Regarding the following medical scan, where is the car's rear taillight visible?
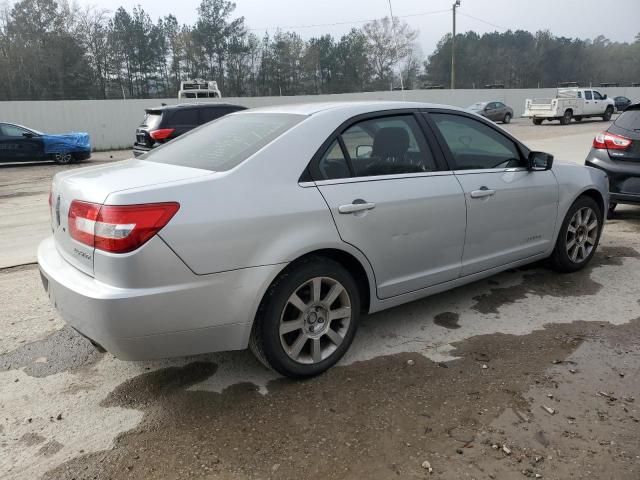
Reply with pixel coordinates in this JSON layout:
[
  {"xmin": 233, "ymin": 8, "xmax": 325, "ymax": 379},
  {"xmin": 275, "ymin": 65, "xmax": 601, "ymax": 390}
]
[
  {"xmin": 149, "ymin": 128, "xmax": 175, "ymax": 141},
  {"xmin": 68, "ymin": 201, "xmax": 180, "ymax": 253},
  {"xmin": 593, "ymin": 132, "xmax": 632, "ymax": 150}
]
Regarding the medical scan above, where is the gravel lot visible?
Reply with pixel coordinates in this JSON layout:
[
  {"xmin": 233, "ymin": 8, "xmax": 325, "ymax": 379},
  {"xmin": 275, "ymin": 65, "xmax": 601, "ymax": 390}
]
[{"xmin": 1, "ymin": 118, "xmax": 639, "ymax": 479}]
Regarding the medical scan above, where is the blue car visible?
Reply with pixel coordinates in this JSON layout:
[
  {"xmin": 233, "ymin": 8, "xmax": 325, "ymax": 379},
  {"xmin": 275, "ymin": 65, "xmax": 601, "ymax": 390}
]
[{"xmin": 0, "ymin": 122, "xmax": 91, "ymax": 164}]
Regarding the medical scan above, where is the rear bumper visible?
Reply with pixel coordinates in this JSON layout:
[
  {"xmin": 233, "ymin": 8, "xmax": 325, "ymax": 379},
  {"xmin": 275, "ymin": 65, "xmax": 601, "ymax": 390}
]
[
  {"xmin": 132, "ymin": 145, "xmax": 152, "ymax": 157},
  {"xmin": 37, "ymin": 236, "xmax": 283, "ymax": 360},
  {"xmin": 586, "ymin": 149, "xmax": 640, "ymax": 205}
]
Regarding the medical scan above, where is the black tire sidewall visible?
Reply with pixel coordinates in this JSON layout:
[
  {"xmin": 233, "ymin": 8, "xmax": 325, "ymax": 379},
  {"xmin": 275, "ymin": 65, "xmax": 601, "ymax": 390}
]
[
  {"xmin": 257, "ymin": 258, "xmax": 361, "ymax": 378},
  {"xmin": 503, "ymin": 113, "xmax": 511, "ymax": 124},
  {"xmin": 551, "ymin": 196, "xmax": 603, "ymax": 272}
]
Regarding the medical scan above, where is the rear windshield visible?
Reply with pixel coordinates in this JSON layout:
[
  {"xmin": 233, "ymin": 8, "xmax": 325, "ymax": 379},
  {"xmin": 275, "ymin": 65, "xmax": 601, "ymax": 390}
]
[
  {"xmin": 141, "ymin": 113, "xmax": 304, "ymax": 171},
  {"xmin": 140, "ymin": 111, "xmax": 162, "ymax": 129},
  {"xmin": 614, "ymin": 109, "xmax": 640, "ymax": 132}
]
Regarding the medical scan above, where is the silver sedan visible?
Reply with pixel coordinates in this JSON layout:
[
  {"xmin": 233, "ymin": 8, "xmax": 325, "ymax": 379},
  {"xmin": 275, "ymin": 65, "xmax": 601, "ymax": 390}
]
[{"xmin": 38, "ymin": 102, "xmax": 608, "ymax": 378}]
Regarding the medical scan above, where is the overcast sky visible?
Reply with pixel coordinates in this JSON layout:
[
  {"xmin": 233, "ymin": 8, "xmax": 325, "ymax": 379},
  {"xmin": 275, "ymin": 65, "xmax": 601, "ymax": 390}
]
[{"xmin": 79, "ymin": 0, "xmax": 639, "ymax": 55}]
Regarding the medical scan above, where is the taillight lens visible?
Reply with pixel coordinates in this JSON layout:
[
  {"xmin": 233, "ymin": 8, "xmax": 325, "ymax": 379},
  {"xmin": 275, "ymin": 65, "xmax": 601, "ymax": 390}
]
[
  {"xmin": 68, "ymin": 201, "xmax": 180, "ymax": 253},
  {"xmin": 149, "ymin": 128, "xmax": 175, "ymax": 141},
  {"xmin": 593, "ymin": 132, "xmax": 632, "ymax": 150}
]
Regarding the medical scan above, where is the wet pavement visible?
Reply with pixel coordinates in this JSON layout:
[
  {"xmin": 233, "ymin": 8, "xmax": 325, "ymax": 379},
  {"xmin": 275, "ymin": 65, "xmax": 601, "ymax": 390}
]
[{"xmin": 1, "ymin": 120, "xmax": 640, "ymax": 479}]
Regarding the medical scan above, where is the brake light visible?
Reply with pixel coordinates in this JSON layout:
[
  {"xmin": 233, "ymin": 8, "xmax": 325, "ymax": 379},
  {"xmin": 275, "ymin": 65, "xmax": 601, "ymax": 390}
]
[
  {"xmin": 68, "ymin": 201, "xmax": 180, "ymax": 253},
  {"xmin": 593, "ymin": 132, "xmax": 632, "ymax": 150},
  {"xmin": 149, "ymin": 128, "xmax": 175, "ymax": 141}
]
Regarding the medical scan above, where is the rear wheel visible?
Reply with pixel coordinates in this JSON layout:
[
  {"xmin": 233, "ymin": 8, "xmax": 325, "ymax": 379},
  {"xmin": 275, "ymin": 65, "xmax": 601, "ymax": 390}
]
[
  {"xmin": 603, "ymin": 106, "xmax": 613, "ymax": 121},
  {"xmin": 559, "ymin": 110, "xmax": 572, "ymax": 125},
  {"xmin": 532, "ymin": 118, "xmax": 543, "ymax": 126},
  {"xmin": 574, "ymin": 116, "xmax": 583, "ymax": 122},
  {"xmin": 249, "ymin": 257, "xmax": 360, "ymax": 378},
  {"xmin": 548, "ymin": 196, "xmax": 603, "ymax": 273},
  {"xmin": 607, "ymin": 202, "xmax": 617, "ymax": 220}
]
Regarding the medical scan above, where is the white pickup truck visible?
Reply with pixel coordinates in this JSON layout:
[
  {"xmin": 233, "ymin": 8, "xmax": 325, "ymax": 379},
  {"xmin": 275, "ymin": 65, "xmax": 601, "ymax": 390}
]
[{"xmin": 523, "ymin": 88, "xmax": 615, "ymax": 125}]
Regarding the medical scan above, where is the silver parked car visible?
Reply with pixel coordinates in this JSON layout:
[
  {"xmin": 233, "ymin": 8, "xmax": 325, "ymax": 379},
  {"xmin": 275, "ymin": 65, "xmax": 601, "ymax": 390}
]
[
  {"xmin": 39, "ymin": 102, "xmax": 608, "ymax": 378},
  {"xmin": 467, "ymin": 101, "xmax": 514, "ymax": 123}
]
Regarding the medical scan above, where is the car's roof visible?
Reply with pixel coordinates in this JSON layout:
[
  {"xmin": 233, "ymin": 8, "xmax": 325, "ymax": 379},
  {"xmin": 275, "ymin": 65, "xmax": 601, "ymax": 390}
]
[
  {"xmin": 243, "ymin": 101, "xmax": 466, "ymax": 116},
  {"xmin": 148, "ymin": 103, "xmax": 245, "ymax": 111}
]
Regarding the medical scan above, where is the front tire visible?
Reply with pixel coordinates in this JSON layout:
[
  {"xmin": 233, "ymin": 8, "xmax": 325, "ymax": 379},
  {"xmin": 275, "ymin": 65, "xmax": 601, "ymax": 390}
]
[
  {"xmin": 503, "ymin": 113, "xmax": 512, "ymax": 124},
  {"xmin": 249, "ymin": 257, "xmax": 360, "ymax": 378},
  {"xmin": 532, "ymin": 119, "xmax": 543, "ymax": 126},
  {"xmin": 53, "ymin": 152, "xmax": 73, "ymax": 164},
  {"xmin": 607, "ymin": 202, "xmax": 617, "ymax": 220},
  {"xmin": 603, "ymin": 106, "xmax": 613, "ymax": 121},
  {"xmin": 548, "ymin": 196, "xmax": 603, "ymax": 273}
]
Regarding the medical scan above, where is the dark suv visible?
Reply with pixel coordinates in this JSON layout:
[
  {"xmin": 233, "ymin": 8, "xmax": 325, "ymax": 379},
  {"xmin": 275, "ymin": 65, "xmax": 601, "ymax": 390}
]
[
  {"xmin": 586, "ymin": 103, "xmax": 640, "ymax": 217},
  {"xmin": 133, "ymin": 103, "xmax": 246, "ymax": 157}
]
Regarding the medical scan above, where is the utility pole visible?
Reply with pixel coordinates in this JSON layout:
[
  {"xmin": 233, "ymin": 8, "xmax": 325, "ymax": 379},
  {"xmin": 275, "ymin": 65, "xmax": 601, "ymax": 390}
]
[{"xmin": 451, "ymin": 0, "xmax": 460, "ymax": 90}]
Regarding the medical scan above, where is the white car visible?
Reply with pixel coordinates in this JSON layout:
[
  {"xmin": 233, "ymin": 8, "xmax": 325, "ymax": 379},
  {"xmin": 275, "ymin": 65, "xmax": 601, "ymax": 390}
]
[
  {"xmin": 524, "ymin": 88, "xmax": 615, "ymax": 125},
  {"xmin": 38, "ymin": 102, "xmax": 608, "ymax": 378}
]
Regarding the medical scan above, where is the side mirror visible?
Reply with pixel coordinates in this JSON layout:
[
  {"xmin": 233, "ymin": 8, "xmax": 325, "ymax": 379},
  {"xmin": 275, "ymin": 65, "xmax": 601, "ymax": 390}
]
[
  {"xmin": 356, "ymin": 145, "xmax": 373, "ymax": 158},
  {"xmin": 603, "ymin": 94, "xmax": 608, "ymax": 100},
  {"xmin": 528, "ymin": 151, "xmax": 554, "ymax": 171}
]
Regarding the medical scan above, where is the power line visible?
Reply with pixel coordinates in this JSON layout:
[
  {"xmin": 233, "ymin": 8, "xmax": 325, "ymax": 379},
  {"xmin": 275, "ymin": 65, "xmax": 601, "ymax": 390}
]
[
  {"xmin": 247, "ymin": 8, "xmax": 450, "ymax": 32},
  {"xmin": 457, "ymin": 12, "xmax": 508, "ymax": 31}
]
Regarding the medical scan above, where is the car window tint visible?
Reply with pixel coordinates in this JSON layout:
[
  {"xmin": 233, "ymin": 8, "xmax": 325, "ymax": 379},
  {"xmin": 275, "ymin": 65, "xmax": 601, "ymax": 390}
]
[
  {"xmin": 584, "ymin": 91, "xmax": 593, "ymax": 100},
  {"xmin": 593, "ymin": 91, "xmax": 603, "ymax": 100},
  {"xmin": 318, "ymin": 140, "xmax": 351, "ymax": 180},
  {"xmin": 143, "ymin": 113, "xmax": 304, "ymax": 172},
  {"xmin": 577, "ymin": 91, "xmax": 582, "ymax": 98},
  {"xmin": 170, "ymin": 109, "xmax": 199, "ymax": 125},
  {"xmin": 614, "ymin": 109, "xmax": 640, "ymax": 131},
  {"xmin": 200, "ymin": 108, "xmax": 230, "ymax": 124},
  {"xmin": 341, "ymin": 115, "xmax": 436, "ymax": 177},
  {"xmin": 140, "ymin": 112, "xmax": 162, "ymax": 129},
  {"xmin": 431, "ymin": 113, "xmax": 524, "ymax": 170},
  {"xmin": 1, "ymin": 124, "xmax": 28, "ymax": 137},
  {"xmin": 496, "ymin": 102, "xmax": 505, "ymax": 108}
]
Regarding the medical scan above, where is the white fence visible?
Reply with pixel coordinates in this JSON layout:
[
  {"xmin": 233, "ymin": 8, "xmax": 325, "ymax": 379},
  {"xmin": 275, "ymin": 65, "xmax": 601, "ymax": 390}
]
[{"xmin": 2, "ymin": 87, "xmax": 639, "ymax": 151}]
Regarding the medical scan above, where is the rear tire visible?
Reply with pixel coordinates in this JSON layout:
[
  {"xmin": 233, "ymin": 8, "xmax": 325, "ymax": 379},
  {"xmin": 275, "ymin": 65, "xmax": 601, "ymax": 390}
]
[
  {"xmin": 532, "ymin": 119, "xmax": 543, "ymax": 126},
  {"xmin": 574, "ymin": 116, "xmax": 583, "ymax": 122},
  {"xmin": 607, "ymin": 202, "xmax": 617, "ymax": 220},
  {"xmin": 548, "ymin": 196, "xmax": 603, "ymax": 273},
  {"xmin": 559, "ymin": 110, "xmax": 572, "ymax": 125},
  {"xmin": 503, "ymin": 113, "xmax": 512, "ymax": 124},
  {"xmin": 249, "ymin": 256, "xmax": 361, "ymax": 378},
  {"xmin": 603, "ymin": 106, "xmax": 613, "ymax": 121}
]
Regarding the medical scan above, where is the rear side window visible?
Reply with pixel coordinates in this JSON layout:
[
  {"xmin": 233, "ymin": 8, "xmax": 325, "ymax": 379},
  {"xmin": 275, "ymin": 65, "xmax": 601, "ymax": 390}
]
[
  {"xmin": 170, "ymin": 109, "xmax": 198, "ymax": 125},
  {"xmin": 584, "ymin": 91, "xmax": 593, "ymax": 100},
  {"xmin": 199, "ymin": 107, "xmax": 232, "ymax": 124},
  {"xmin": 140, "ymin": 112, "xmax": 162, "ymax": 130},
  {"xmin": 614, "ymin": 109, "xmax": 640, "ymax": 131},
  {"xmin": 142, "ymin": 113, "xmax": 304, "ymax": 171}
]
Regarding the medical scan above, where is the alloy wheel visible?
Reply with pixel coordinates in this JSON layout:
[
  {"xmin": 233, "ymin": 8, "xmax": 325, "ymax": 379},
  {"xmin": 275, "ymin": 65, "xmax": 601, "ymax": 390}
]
[
  {"xmin": 279, "ymin": 276, "xmax": 352, "ymax": 364},
  {"xmin": 566, "ymin": 207, "xmax": 598, "ymax": 263}
]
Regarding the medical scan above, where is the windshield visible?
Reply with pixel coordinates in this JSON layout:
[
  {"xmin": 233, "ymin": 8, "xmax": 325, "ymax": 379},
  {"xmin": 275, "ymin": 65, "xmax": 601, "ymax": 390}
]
[
  {"xmin": 141, "ymin": 112, "xmax": 305, "ymax": 171},
  {"xmin": 468, "ymin": 103, "xmax": 487, "ymax": 111}
]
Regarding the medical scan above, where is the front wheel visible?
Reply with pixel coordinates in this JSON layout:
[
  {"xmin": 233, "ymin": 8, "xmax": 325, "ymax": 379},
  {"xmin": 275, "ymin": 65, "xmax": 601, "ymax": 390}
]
[
  {"xmin": 53, "ymin": 152, "xmax": 73, "ymax": 164},
  {"xmin": 603, "ymin": 107, "xmax": 613, "ymax": 122},
  {"xmin": 607, "ymin": 202, "xmax": 617, "ymax": 220},
  {"xmin": 548, "ymin": 196, "xmax": 603, "ymax": 273},
  {"xmin": 249, "ymin": 257, "xmax": 360, "ymax": 378},
  {"xmin": 532, "ymin": 118, "xmax": 543, "ymax": 126},
  {"xmin": 503, "ymin": 113, "xmax": 512, "ymax": 124},
  {"xmin": 574, "ymin": 116, "xmax": 583, "ymax": 122}
]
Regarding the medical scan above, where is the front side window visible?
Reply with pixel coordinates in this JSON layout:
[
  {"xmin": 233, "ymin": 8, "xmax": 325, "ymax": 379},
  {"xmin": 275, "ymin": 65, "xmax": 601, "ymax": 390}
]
[
  {"xmin": 143, "ymin": 113, "xmax": 304, "ymax": 171},
  {"xmin": 593, "ymin": 91, "xmax": 603, "ymax": 100},
  {"xmin": 430, "ymin": 113, "xmax": 524, "ymax": 170},
  {"xmin": 338, "ymin": 115, "xmax": 436, "ymax": 177}
]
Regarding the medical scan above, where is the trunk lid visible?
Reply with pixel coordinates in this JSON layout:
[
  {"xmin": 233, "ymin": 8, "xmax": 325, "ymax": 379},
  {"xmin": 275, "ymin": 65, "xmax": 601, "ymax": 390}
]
[{"xmin": 50, "ymin": 159, "xmax": 212, "ymax": 276}]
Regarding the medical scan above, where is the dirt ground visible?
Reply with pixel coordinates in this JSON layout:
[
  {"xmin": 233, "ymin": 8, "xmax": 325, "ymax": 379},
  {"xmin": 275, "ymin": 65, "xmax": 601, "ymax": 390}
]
[{"xmin": 1, "ymin": 118, "xmax": 640, "ymax": 479}]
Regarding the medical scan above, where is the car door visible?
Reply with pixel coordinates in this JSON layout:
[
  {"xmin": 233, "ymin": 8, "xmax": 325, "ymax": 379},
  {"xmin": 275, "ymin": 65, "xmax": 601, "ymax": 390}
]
[
  {"xmin": 592, "ymin": 91, "xmax": 606, "ymax": 114},
  {"xmin": 483, "ymin": 102, "xmax": 497, "ymax": 121},
  {"xmin": 583, "ymin": 90, "xmax": 596, "ymax": 115},
  {"xmin": 425, "ymin": 111, "xmax": 559, "ymax": 276},
  {"xmin": 313, "ymin": 112, "xmax": 467, "ymax": 299},
  {"xmin": 489, "ymin": 102, "xmax": 503, "ymax": 121},
  {"xmin": 0, "ymin": 124, "xmax": 43, "ymax": 162}
]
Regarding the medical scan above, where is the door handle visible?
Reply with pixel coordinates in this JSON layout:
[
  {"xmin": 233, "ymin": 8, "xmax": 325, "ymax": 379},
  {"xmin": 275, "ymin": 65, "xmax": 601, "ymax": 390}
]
[
  {"xmin": 470, "ymin": 187, "xmax": 496, "ymax": 199},
  {"xmin": 338, "ymin": 202, "xmax": 376, "ymax": 214}
]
